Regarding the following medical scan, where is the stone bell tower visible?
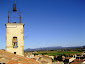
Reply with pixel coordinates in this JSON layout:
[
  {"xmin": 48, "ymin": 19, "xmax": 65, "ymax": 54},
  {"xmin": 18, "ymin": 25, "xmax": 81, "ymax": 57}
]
[{"xmin": 5, "ymin": 0, "xmax": 24, "ymax": 56}]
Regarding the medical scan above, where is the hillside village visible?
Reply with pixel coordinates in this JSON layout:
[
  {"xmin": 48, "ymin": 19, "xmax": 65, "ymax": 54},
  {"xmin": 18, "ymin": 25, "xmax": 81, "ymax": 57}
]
[
  {"xmin": 0, "ymin": 0, "xmax": 85, "ymax": 64},
  {"xmin": 24, "ymin": 50, "xmax": 85, "ymax": 64},
  {"xmin": 1, "ymin": 48, "xmax": 85, "ymax": 64}
]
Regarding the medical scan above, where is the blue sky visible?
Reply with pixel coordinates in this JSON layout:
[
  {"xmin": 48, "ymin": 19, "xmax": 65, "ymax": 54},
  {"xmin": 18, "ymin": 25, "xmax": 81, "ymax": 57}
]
[{"xmin": 0, "ymin": 0, "xmax": 85, "ymax": 49}]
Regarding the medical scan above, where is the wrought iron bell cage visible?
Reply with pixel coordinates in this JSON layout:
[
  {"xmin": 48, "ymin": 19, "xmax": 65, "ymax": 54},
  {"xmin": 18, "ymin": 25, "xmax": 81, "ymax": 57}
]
[{"xmin": 8, "ymin": 1, "xmax": 21, "ymax": 23}]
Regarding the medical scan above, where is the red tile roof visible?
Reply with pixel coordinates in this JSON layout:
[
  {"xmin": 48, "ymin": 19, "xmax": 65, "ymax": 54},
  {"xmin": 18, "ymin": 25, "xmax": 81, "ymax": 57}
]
[
  {"xmin": 70, "ymin": 59, "xmax": 85, "ymax": 64},
  {"xmin": 0, "ymin": 50, "xmax": 41, "ymax": 64},
  {"xmin": 65, "ymin": 57, "xmax": 72, "ymax": 59}
]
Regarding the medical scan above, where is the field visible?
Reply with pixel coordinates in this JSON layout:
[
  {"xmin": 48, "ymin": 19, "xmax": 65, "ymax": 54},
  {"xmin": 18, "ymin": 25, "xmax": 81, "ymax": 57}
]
[{"xmin": 25, "ymin": 50, "xmax": 83, "ymax": 56}]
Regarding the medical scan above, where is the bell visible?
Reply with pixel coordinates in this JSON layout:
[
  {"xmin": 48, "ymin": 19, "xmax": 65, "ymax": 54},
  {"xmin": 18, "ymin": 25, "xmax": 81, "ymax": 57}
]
[{"xmin": 13, "ymin": 4, "xmax": 17, "ymax": 11}]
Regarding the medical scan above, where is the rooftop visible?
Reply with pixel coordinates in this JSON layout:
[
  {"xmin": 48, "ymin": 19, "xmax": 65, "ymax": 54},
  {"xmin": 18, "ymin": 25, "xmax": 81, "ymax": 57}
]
[{"xmin": 0, "ymin": 50, "xmax": 41, "ymax": 64}]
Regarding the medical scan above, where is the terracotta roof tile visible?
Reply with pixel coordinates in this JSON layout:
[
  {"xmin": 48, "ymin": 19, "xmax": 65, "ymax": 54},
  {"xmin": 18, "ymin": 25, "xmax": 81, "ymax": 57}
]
[
  {"xmin": 65, "ymin": 57, "xmax": 72, "ymax": 59},
  {"xmin": 0, "ymin": 50, "xmax": 41, "ymax": 64},
  {"xmin": 70, "ymin": 59, "xmax": 85, "ymax": 64}
]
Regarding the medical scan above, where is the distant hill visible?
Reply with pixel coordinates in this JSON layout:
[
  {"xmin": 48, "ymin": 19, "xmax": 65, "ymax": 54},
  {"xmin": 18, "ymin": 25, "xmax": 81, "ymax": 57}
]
[
  {"xmin": 24, "ymin": 45, "xmax": 85, "ymax": 51},
  {"xmin": 24, "ymin": 46, "xmax": 62, "ymax": 51}
]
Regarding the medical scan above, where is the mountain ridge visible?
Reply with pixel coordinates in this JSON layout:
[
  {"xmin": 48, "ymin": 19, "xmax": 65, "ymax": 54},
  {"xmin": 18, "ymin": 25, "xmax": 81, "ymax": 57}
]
[{"xmin": 24, "ymin": 45, "xmax": 85, "ymax": 51}]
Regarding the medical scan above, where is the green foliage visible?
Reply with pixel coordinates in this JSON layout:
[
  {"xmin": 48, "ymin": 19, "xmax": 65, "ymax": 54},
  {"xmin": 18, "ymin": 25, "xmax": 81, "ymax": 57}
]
[
  {"xmin": 34, "ymin": 53, "xmax": 38, "ymax": 56},
  {"xmin": 56, "ymin": 55, "xmax": 62, "ymax": 61},
  {"xmin": 52, "ymin": 59, "xmax": 55, "ymax": 62},
  {"xmin": 42, "ymin": 53, "xmax": 47, "ymax": 55},
  {"xmin": 25, "ymin": 50, "xmax": 83, "ymax": 56}
]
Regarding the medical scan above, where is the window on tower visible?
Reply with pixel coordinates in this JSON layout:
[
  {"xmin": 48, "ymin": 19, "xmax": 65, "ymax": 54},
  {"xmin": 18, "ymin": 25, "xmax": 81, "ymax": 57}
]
[{"xmin": 13, "ymin": 37, "xmax": 18, "ymax": 48}]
